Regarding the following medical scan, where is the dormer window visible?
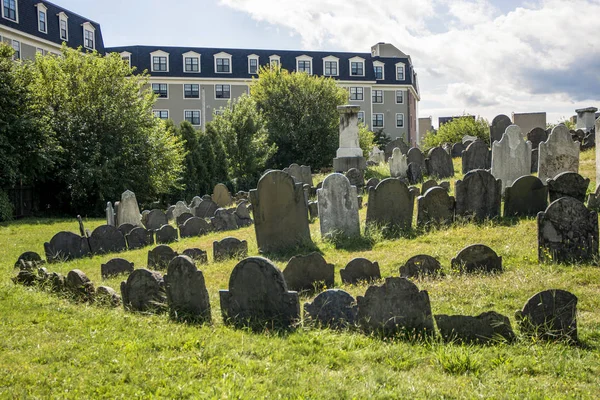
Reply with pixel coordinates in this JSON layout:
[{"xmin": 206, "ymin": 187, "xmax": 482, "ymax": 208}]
[
  {"xmin": 150, "ymin": 50, "xmax": 170, "ymax": 72},
  {"xmin": 183, "ymin": 51, "xmax": 200, "ymax": 73},
  {"xmin": 248, "ymin": 54, "xmax": 259, "ymax": 74},
  {"xmin": 373, "ymin": 61, "xmax": 384, "ymax": 80},
  {"xmin": 296, "ymin": 55, "xmax": 312, "ymax": 75},
  {"xmin": 396, "ymin": 62, "xmax": 405, "ymax": 80},
  {"xmin": 214, "ymin": 52, "xmax": 232, "ymax": 73},
  {"xmin": 323, "ymin": 56, "xmax": 339, "ymax": 77},
  {"xmin": 37, "ymin": 3, "xmax": 47, "ymax": 33},
  {"xmin": 58, "ymin": 12, "xmax": 68, "ymax": 41},
  {"xmin": 2, "ymin": 0, "xmax": 17, "ymax": 22},
  {"xmin": 349, "ymin": 56, "xmax": 365, "ymax": 77},
  {"xmin": 269, "ymin": 55, "xmax": 280, "ymax": 69},
  {"xmin": 82, "ymin": 22, "xmax": 95, "ymax": 50},
  {"xmin": 120, "ymin": 51, "xmax": 131, "ymax": 68}
]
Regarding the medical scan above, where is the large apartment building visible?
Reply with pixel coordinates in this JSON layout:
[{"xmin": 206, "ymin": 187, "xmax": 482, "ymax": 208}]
[{"xmin": 1, "ymin": 0, "xmax": 420, "ymax": 143}]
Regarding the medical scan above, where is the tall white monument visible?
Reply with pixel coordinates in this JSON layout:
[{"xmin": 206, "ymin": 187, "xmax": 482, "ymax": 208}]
[{"xmin": 333, "ymin": 105, "xmax": 366, "ymax": 172}]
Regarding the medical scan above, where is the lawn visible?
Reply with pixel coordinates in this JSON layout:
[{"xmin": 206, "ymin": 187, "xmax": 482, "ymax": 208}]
[{"xmin": 1, "ymin": 150, "xmax": 599, "ymax": 398}]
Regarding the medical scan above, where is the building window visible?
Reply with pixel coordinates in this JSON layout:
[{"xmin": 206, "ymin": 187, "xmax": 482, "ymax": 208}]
[
  {"xmin": 396, "ymin": 64, "xmax": 405, "ymax": 80},
  {"xmin": 358, "ymin": 111, "xmax": 365, "ymax": 124},
  {"xmin": 152, "ymin": 83, "xmax": 168, "ymax": 98},
  {"xmin": 269, "ymin": 56, "xmax": 280, "ymax": 69},
  {"xmin": 372, "ymin": 89, "xmax": 383, "ymax": 104},
  {"xmin": 11, "ymin": 40, "xmax": 20, "ymax": 59},
  {"xmin": 297, "ymin": 60, "xmax": 311, "ymax": 74},
  {"xmin": 396, "ymin": 90, "xmax": 404, "ymax": 104},
  {"xmin": 324, "ymin": 60, "xmax": 338, "ymax": 76},
  {"xmin": 215, "ymin": 84, "xmax": 230, "ymax": 99},
  {"xmin": 248, "ymin": 58, "xmax": 258, "ymax": 74},
  {"xmin": 3, "ymin": 0, "xmax": 17, "ymax": 22},
  {"xmin": 373, "ymin": 113, "xmax": 384, "ymax": 128},
  {"xmin": 84, "ymin": 28, "xmax": 94, "ymax": 50},
  {"xmin": 184, "ymin": 110, "xmax": 201, "ymax": 126},
  {"xmin": 396, "ymin": 113, "xmax": 404, "ymax": 128},
  {"xmin": 184, "ymin": 84, "xmax": 199, "ymax": 99},
  {"xmin": 349, "ymin": 87, "xmax": 363, "ymax": 101},
  {"xmin": 216, "ymin": 58, "xmax": 230, "ymax": 73},
  {"xmin": 374, "ymin": 65, "xmax": 384, "ymax": 80},
  {"xmin": 153, "ymin": 110, "xmax": 169, "ymax": 120},
  {"xmin": 185, "ymin": 57, "xmax": 199, "ymax": 72},
  {"xmin": 60, "ymin": 18, "xmax": 68, "ymax": 41},
  {"xmin": 153, "ymin": 56, "xmax": 168, "ymax": 72},
  {"xmin": 36, "ymin": 47, "xmax": 44, "ymax": 55},
  {"xmin": 350, "ymin": 61, "xmax": 364, "ymax": 76},
  {"xmin": 121, "ymin": 53, "xmax": 131, "ymax": 67},
  {"xmin": 38, "ymin": 10, "xmax": 46, "ymax": 33}
]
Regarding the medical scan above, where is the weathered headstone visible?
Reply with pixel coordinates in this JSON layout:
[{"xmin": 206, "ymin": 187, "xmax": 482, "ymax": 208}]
[
  {"xmin": 407, "ymin": 147, "xmax": 427, "ymax": 175},
  {"xmin": 421, "ymin": 179, "xmax": 439, "ymax": 194},
  {"xmin": 179, "ymin": 217, "xmax": 211, "ymax": 238},
  {"xmin": 14, "ymin": 251, "xmax": 44, "ymax": 269},
  {"xmin": 491, "ymin": 125, "xmax": 532, "ymax": 192},
  {"xmin": 426, "ymin": 147, "xmax": 454, "ymax": 179},
  {"xmin": 190, "ymin": 196, "xmax": 203, "ymax": 209},
  {"xmin": 366, "ymin": 178, "xmax": 414, "ymax": 233},
  {"xmin": 547, "ymin": 172, "xmax": 589, "ymax": 203},
  {"xmin": 407, "ymin": 162, "xmax": 423, "ymax": 184},
  {"xmin": 44, "ymin": 231, "xmax": 90, "ymax": 263},
  {"xmin": 141, "ymin": 210, "xmax": 150, "ymax": 227},
  {"xmin": 164, "ymin": 255, "xmax": 211, "ymax": 323},
  {"xmin": 126, "ymin": 227, "xmax": 153, "ymax": 250},
  {"xmin": 340, "ymin": 258, "xmax": 381, "ymax": 285},
  {"xmin": 172, "ymin": 201, "xmax": 192, "ymax": 223},
  {"xmin": 516, "ymin": 289, "xmax": 578, "ymax": 342},
  {"xmin": 307, "ymin": 201, "xmax": 318, "ymax": 220},
  {"xmin": 333, "ymin": 105, "xmax": 366, "ymax": 172},
  {"xmin": 538, "ymin": 124, "xmax": 580, "ymax": 183},
  {"xmin": 304, "ymin": 289, "xmax": 357, "ymax": 329},
  {"xmin": 435, "ymin": 311, "xmax": 515, "ymax": 343},
  {"xmin": 575, "ymin": 106, "xmax": 598, "ymax": 131},
  {"xmin": 116, "ymin": 190, "xmax": 142, "ymax": 227},
  {"xmin": 213, "ymin": 237, "xmax": 248, "ymax": 261},
  {"xmin": 317, "ymin": 173, "xmax": 360, "ymax": 239},
  {"xmin": 527, "ymin": 127, "xmax": 548, "ymax": 149},
  {"xmin": 166, "ymin": 205, "xmax": 176, "ymax": 221},
  {"xmin": 531, "ymin": 148, "xmax": 539, "ymax": 173},
  {"xmin": 193, "ymin": 199, "xmax": 219, "ymax": 219},
  {"xmin": 461, "ymin": 139, "xmax": 490, "ymax": 174},
  {"xmin": 451, "ymin": 142, "xmax": 465, "ymax": 158},
  {"xmin": 96, "ymin": 286, "xmax": 122, "ymax": 307},
  {"xmin": 399, "ymin": 254, "xmax": 443, "ymax": 278},
  {"xmin": 368, "ymin": 146, "xmax": 385, "ymax": 164},
  {"xmin": 121, "ymin": 269, "xmax": 166, "ymax": 313},
  {"xmin": 106, "ymin": 202, "xmax": 115, "ymax": 226},
  {"xmin": 455, "ymin": 170, "xmax": 501, "ymax": 221},
  {"xmin": 234, "ymin": 201, "xmax": 253, "ymax": 227},
  {"xmin": 147, "ymin": 245, "xmax": 178, "ymax": 270},
  {"xmin": 65, "ymin": 269, "xmax": 95, "ymax": 302},
  {"xmin": 417, "ymin": 187, "xmax": 455, "ymax": 227},
  {"xmin": 384, "ymin": 137, "xmax": 409, "ymax": 161},
  {"xmin": 537, "ymin": 197, "xmax": 598, "ymax": 263},
  {"xmin": 176, "ymin": 212, "xmax": 194, "ymax": 227},
  {"xmin": 504, "ymin": 175, "xmax": 548, "ymax": 217},
  {"xmin": 389, "ymin": 147, "xmax": 408, "ymax": 179},
  {"xmin": 587, "ymin": 184, "xmax": 600, "ymax": 210},
  {"xmin": 101, "ymin": 258, "xmax": 134, "ymax": 279},
  {"xmin": 155, "ymin": 224, "xmax": 178, "ymax": 244},
  {"xmin": 117, "ymin": 223, "xmax": 135, "ymax": 237},
  {"xmin": 88, "ymin": 225, "xmax": 126, "ymax": 255},
  {"xmin": 211, "ymin": 208, "xmax": 238, "ymax": 232},
  {"xmin": 345, "ymin": 168, "xmax": 364, "ymax": 191},
  {"xmin": 283, "ymin": 164, "xmax": 314, "ymax": 187},
  {"xmin": 490, "ymin": 114, "xmax": 511, "ymax": 144},
  {"xmin": 451, "ymin": 244, "xmax": 502, "ymax": 273},
  {"xmin": 282, "ymin": 252, "xmax": 334, "ymax": 292},
  {"xmin": 212, "ymin": 183, "xmax": 233, "ymax": 208},
  {"xmin": 365, "ymin": 177, "xmax": 380, "ymax": 190},
  {"xmin": 182, "ymin": 248, "xmax": 208, "ymax": 264}
]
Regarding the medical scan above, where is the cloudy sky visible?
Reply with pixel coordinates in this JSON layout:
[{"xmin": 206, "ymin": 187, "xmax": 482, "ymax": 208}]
[{"xmin": 60, "ymin": 0, "xmax": 599, "ymax": 127}]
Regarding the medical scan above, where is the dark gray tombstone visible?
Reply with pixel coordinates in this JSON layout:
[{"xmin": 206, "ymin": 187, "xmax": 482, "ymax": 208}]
[
  {"xmin": 407, "ymin": 162, "xmax": 423, "ymax": 184},
  {"xmin": 515, "ymin": 289, "xmax": 578, "ymax": 342},
  {"xmin": 307, "ymin": 201, "xmax": 319, "ymax": 220},
  {"xmin": 219, "ymin": 257, "xmax": 300, "ymax": 329},
  {"xmin": 451, "ymin": 244, "xmax": 502, "ymax": 273},
  {"xmin": 182, "ymin": 248, "xmax": 208, "ymax": 264},
  {"xmin": 407, "ymin": 147, "xmax": 427, "ymax": 175},
  {"xmin": 527, "ymin": 127, "xmax": 548, "ymax": 149},
  {"xmin": 282, "ymin": 252, "xmax": 334, "ymax": 292},
  {"xmin": 365, "ymin": 177, "xmax": 380, "ymax": 190},
  {"xmin": 250, "ymin": 170, "xmax": 312, "ymax": 253},
  {"xmin": 145, "ymin": 209, "xmax": 168, "ymax": 231},
  {"xmin": 357, "ymin": 277, "xmax": 434, "ymax": 337},
  {"xmin": 66, "ymin": 269, "xmax": 95, "ymax": 302},
  {"xmin": 141, "ymin": 210, "xmax": 150, "ymax": 227},
  {"xmin": 490, "ymin": 114, "xmax": 511, "ymax": 144},
  {"xmin": 416, "ymin": 187, "xmax": 455, "ymax": 227},
  {"xmin": 101, "ymin": 258, "xmax": 134, "ymax": 279},
  {"xmin": 126, "ymin": 227, "xmax": 153, "ymax": 250},
  {"xmin": 179, "ymin": 217, "xmax": 211, "ymax": 238},
  {"xmin": 176, "ymin": 212, "xmax": 194, "ymax": 226},
  {"xmin": 117, "ymin": 223, "xmax": 135, "ymax": 237},
  {"xmin": 194, "ymin": 199, "xmax": 219, "ymax": 219},
  {"xmin": 120, "ymin": 268, "xmax": 166, "ymax": 313},
  {"xmin": 455, "ymin": 169, "xmax": 501, "ymax": 221},
  {"xmin": 384, "ymin": 138, "xmax": 409, "ymax": 161},
  {"xmin": 44, "ymin": 231, "xmax": 90, "ymax": 263},
  {"xmin": 88, "ymin": 225, "xmax": 126, "ymax": 255},
  {"xmin": 14, "ymin": 251, "xmax": 44, "ymax": 269},
  {"xmin": 451, "ymin": 142, "xmax": 465, "ymax": 158},
  {"xmin": 421, "ymin": 179, "xmax": 438, "ymax": 194},
  {"xmin": 587, "ymin": 185, "xmax": 600, "ymax": 210},
  {"xmin": 304, "ymin": 289, "xmax": 357, "ymax": 329},
  {"xmin": 164, "ymin": 255, "xmax": 211, "ymax": 323},
  {"xmin": 531, "ymin": 148, "xmax": 539, "ymax": 173},
  {"xmin": 461, "ymin": 139, "xmax": 490, "ymax": 174},
  {"xmin": 366, "ymin": 178, "xmax": 414, "ymax": 233},
  {"xmin": 340, "ymin": 258, "xmax": 381, "ymax": 285},
  {"xmin": 156, "ymin": 224, "xmax": 178, "ymax": 244},
  {"xmin": 538, "ymin": 197, "xmax": 598, "ymax": 263},
  {"xmin": 426, "ymin": 147, "xmax": 455, "ymax": 179},
  {"xmin": 547, "ymin": 171, "xmax": 590, "ymax": 203},
  {"xmin": 582, "ymin": 132, "xmax": 595, "ymax": 150},
  {"xmin": 166, "ymin": 205, "xmax": 176, "ymax": 221},
  {"xmin": 435, "ymin": 311, "xmax": 515, "ymax": 344},
  {"xmin": 147, "ymin": 245, "xmax": 178, "ymax": 270},
  {"xmin": 211, "ymin": 208, "xmax": 238, "ymax": 232},
  {"xmin": 190, "ymin": 196, "xmax": 203, "ymax": 209},
  {"xmin": 213, "ymin": 237, "xmax": 248, "ymax": 262},
  {"xmin": 234, "ymin": 202, "xmax": 253, "ymax": 227},
  {"xmin": 504, "ymin": 175, "xmax": 548, "ymax": 217},
  {"xmin": 345, "ymin": 168, "xmax": 364, "ymax": 191},
  {"xmin": 399, "ymin": 255, "xmax": 443, "ymax": 278}
]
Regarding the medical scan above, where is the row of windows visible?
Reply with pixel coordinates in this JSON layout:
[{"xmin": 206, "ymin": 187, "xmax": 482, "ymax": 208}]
[
  {"xmin": 152, "ymin": 83, "xmax": 232, "ymax": 99},
  {"xmin": 371, "ymin": 113, "xmax": 405, "ymax": 129},
  {"xmin": 348, "ymin": 88, "xmax": 404, "ymax": 104},
  {"xmin": 153, "ymin": 110, "xmax": 202, "ymax": 126}
]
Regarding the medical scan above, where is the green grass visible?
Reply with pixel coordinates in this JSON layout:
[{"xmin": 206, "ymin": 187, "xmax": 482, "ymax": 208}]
[{"xmin": 1, "ymin": 149, "xmax": 599, "ymax": 398}]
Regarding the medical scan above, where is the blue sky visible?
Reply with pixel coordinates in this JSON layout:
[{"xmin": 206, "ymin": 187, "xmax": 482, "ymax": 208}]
[{"xmin": 56, "ymin": 0, "xmax": 599, "ymax": 127}]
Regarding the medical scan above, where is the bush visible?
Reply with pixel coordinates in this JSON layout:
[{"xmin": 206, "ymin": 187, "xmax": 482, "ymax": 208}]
[
  {"xmin": 358, "ymin": 123, "xmax": 375, "ymax": 158},
  {"xmin": 0, "ymin": 191, "xmax": 13, "ymax": 222},
  {"xmin": 422, "ymin": 116, "xmax": 489, "ymax": 150}
]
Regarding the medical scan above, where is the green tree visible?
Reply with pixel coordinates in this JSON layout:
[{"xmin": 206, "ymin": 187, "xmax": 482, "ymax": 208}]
[
  {"xmin": 211, "ymin": 94, "xmax": 276, "ymax": 190},
  {"xmin": 204, "ymin": 122, "xmax": 229, "ymax": 187},
  {"xmin": 29, "ymin": 45, "xmax": 184, "ymax": 214},
  {"xmin": 174, "ymin": 121, "xmax": 206, "ymax": 201},
  {"xmin": 251, "ymin": 66, "xmax": 348, "ymax": 169},
  {"xmin": 358, "ymin": 123, "xmax": 375, "ymax": 158},
  {"xmin": 422, "ymin": 116, "xmax": 489, "ymax": 149}
]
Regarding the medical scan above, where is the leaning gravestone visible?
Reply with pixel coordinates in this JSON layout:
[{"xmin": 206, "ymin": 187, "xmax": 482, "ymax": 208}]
[
  {"xmin": 451, "ymin": 142, "xmax": 465, "ymax": 158},
  {"xmin": 426, "ymin": 147, "xmax": 454, "ymax": 179},
  {"xmin": 407, "ymin": 162, "xmax": 423, "ymax": 184},
  {"xmin": 389, "ymin": 147, "xmax": 408, "ymax": 179},
  {"xmin": 194, "ymin": 199, "xmax": 219, "ymax": 219},
  {"xmin": 182, "ymin": 248, "xmax": 208, "ymax": 264},
  {"xmin": 515, "ymin": 289, "xmax": 578, "ymax": 342},
  {"xmin": 399, "ymin": 255, "xmax": 443, "ymax": 278},
  {"xmin": 164, "ymin": 255, "xmax": 211, "ymax": 323},
  {"xmin": 527, "ymin": 127, "xmax": 548, "ymax": 149},
  {"xmin": 504, "ymin": 175, "xmax": 548, "ymax": 217},
  {"xmin": 44, "ymin": 231, "xmax": 90, "ymax": 263},
  {"xmin": 179, "ymin": 217, "xmax": 210, "ymax": 238},
  {"xmin": 145, "ymin": 209, "xmax": 168, "ymax": 231},
  {"xmin": 172, "ymin": 201, "xmax": 192, "ymax": 223},
  {"xmin": 101, "ymin": 258, "xmax": 134, "ymax": 279},
  {"xmin": 384, "ymin": 138, "xmax": 409, "ymax": 161},
  {"xmin": 416, "ymin": 187, "xmax": 455, "ymax": 227},
  {"xmin": 491, "ymin": 125, "xmax": 532, "ymax": 192},
  {"xmin": 537, "ymin": 197, "xmax": 598, "ymax": 263},
  {"xmin": 538, "ymin": 124, "xmax": 580, "ymax": 183},
  {"xmin": 155, "ymin": 224, "xmax": 178, "ymax": 244},
  {"xmin": 451, "ymin": 244, "xmax": 502, "ymax": 273},
  {"xmin": 250, "ymin": 171, "xmax": 312, "ymax": 253},
  {"xmin": 435, "ymin": 311, "xmax": 515, "ymax": 344},
  {"xmin": 340, "ymin": 258, "xmax": 381, "ymax": 285},
  {"xmin": 121, "ymin": 269, "xmax": 166, "ymax": 313},
  {"xmin": 407, "ymin": 147, "xmax": 427, "ymax": 175},
  {"xmin": 65, "ymin": 269, "xmax": 95, "ymax": 302},
  {"xmin": 366, "ymin": 178, "xmax": 414, "ymax": 232},
  {"xmin": 282, "ymin": 252, "xmax": 334, "ymax": 292},
  {"xmin": 147, "ymin": 245, "xmax": 178, "ymax": 270},
  {"xmin": 490, "ymin": 114, "xmax": 512, "ymax": 144},
  {"xmin": 317, "ymin": 173, "xmax": 360, "ymax": 239},
  {"xmin": 547, "ymin": 172, "xmax": 589, "ymax": 203},
  {"xmin": 126, "ymin": 227, "xmax": 153, "ymax": 250},
  {"xmin": 117, "ymin": 190, "xmax": 142, "ymax": 227},
  {"xmin": 357, "ymin": 277, "xmax": 434, "ymax": 337},
  {"xmin": 213, "ymin": 237, "xmax": 248, "ymax": 262},
  {"xmin": 212, "ymin": 183, "xmax": 233, "ymax": 208},
  {"xmin": 461, "ymin": 139, "xmax": 490, "ymax": 174},
  {"xmin": 219, "ymin": 257, "xmax": 300, "ymax": 329},
  {"xmin": 304, "ymin": 289, "xmax": 357, "ymax": 329},
  {"xmin": 88, "ymin": 225, "xmax": 126, "ymax": 255},
  {"xmin": 455, "ymin": 169, "xmax": 501, "ymax": 221}
]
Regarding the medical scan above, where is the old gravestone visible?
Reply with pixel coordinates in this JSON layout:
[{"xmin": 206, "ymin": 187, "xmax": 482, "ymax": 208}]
[
  {"xmin": 491, "ymin": 125, "xmax": 532, "ymax": 193},
  {"xmin": 116, "ymin": 190, "xmax": 142, "ymax": 227},
  {"xmin": 106, "ymin": 202, "xmax": 115, "ymax": 226},
  {"xmin": 527, "ymin": 127, "xmax": 548, "ymax": 149},
  {"xmin": 503, "ymin": 175, "xmax": 548, "ymax": 217},
  {"xmin": 317, "ymin": 173, "xmax": 360, "ymax": 239},
  {"xmin": 366, "ymin": 178, "xmax": 414, "ymax": 233},
  {"xmin": 365, "ymin": 177, "xmax": 380, "ymax": 190},
  {"xmin": 357, "ymin": 277, "xmax": 434, "ymax": 337},
  {"xmin": 44, "ymin": 231, "xmax": 90, "ymax": 263},
  {"xmin": 147, "ymin": 245, "xmax": 178, "ymax": 270},
  {"xmin": 182, "ymin": 248, "xmax": 208, "ymax": 264},
  {"xmin": 531, "ymin": 148, "xmax": 539, "ymax": 173},
  {"xmin": 117, "ymin": 223, "xmax": 135, "ymax": 237},
  {"xmin": 417, "ymin": 186, "xmax": 455, "ymax": 227},
  {"xmin": 179, "ymin": 217, "xmax": 211, "ymax": 238},
  {"xmin": 490, "ymin": 114, "xmax": 512, "ymax": 144},
  {"xmin": 389, "ymin": 147, "xmax": 408, "ymax": 179},
  {"xmin": 333, "ymin": 105, "xmax": 366, "ymax": 172},
  {"xmin": 121, "ymin": 269, "xmax": 166, "ymax": 313},
  {"xmin": 96, "ymin": 286, "xmax": 121, "ymax": 307},
  {"xmin": 451, "ymin": 142, "xmax": 465, "ymax": 158},
  {"xmin": 65, "ymin": 269, "xmax": 95, "ymax": 302},
  {"xmin": 88, "ymin": 225, "xmax": 126, "ymax": 255},
  {"xmin": 587, "ymin": 184, "xmax": 600, "ymax": 210},
  {"xmin": 368, "ymin": 146, "xmax": 385, "ymax": 164},
  {"xmin": 190, "ymin": 196, "xmax": 203, "ymax": 209},
  {"xmin": 172, "ymin": 201, "xmax": 192, "ymax": 223},
  {"xmin": 455, "ymin": 169, "xmax": 501, "ymax": 221},
  {"xmin": 407, "ymin": 147, "xmax": 427, "ymax": 175},
  {"xmin": 421, "ymin": 179, "xmax": 439, "ymax": 194},
  {"xmin": 155, "ymin": 224, "xmax": 178, "ymax": 244},
  {"xmin": 282, "ymin": 252, "xmax": 334, "ymax": 292},
  {"xmin": 461, "ymin": 139, "xmax": 490, "ymax": 174},
  {"xmin": 165, "ymin": 205, "xmax": 175, "ymax": 221},
  {"xmin": 145, "ymin": 209, "xmax": 168, "ymax": 231},
  {"xmin": 547, "ymin": 172, "xmax": 589, "ymax": 203},
  {"xmin": 451, "ymin": 244, "xmax": 502, "ymax": 273},
  {"xmin": 212, "ymin": 183, "xmax": 233, "ymax": 208},
  {"xmin": 345, "ymin": 168, "xmax": 364, "ymax": 192},
  {"xmin": 250, "ymin": 170, "xmax": 312, "ymax": 253},
  {"xmin": 435, "ymin": 311, "xmax": 515, "ymax": 344},
  {"xmin": 537, "ymin": 197, "xmax": 598, "ymax": 263},
  {"xmin": 407, "ymin": 162, "xmax": 423, "ymax": 185},
  {"xmin": 219, "ymin": 257, "xmax": 300, "ymax": 329},
  {"xmin": 283, "ymin": 163, "xmax": 314, "ymax": 187},
  {"xmin": 213, "ymin": 237, "xmax": 248, "ymax": 262},
  {"xmin": 101, "ymin": 258, "xmax": 134, "ymax": 279},
  {"xmin": 515, "ymin": 289, "xmax": 578, "ymax": 342},
  {"xmin": 399, "ymin": 254, "xmax": 443, "ymax": 278},
  {"xmin": 426, "ymin": 147, "xmax": 454, "ymax": 179},
  {"xmin": 234, "ymin": 201, "xmax": 253, "ymax": 227},
  {"xmin": 304, "ymin": 289, "xmax": 357, "ymax": 329},
  {"xmin": 14, "ymin": 251, "xmax": 44, "ymax": 269},
  {"xmin": 164, "ymin": 255, "xmax": 211, "ymax": 323},
  {"xmin": 176, "ymin": 212, "xmax": 194, "ymax": 227},
  {"xmin": 538, "ymin": 124, "xmax": 580, "ymax": 183},
  {"xmin": 384, "ymin": 137, "xmax": 409, "ymax": 161},
  {"xmin": 126, "ymin": 227, "xmax": 153, "ymax": 250},
  {"xmin": 194, "ymin": 199, "xmax": 219, "ymax": 219},
  {"xmin": 211, "ymin": 208, "xmax": 238, "ymax": 232},
  {"xmin": 340, "ymin": 258, "xmax": 381, "ymax": 285}
]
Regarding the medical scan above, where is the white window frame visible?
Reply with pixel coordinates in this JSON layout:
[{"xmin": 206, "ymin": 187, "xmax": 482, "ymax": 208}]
[
  {"xmin": 214, "ymin": 51, "xmax": 232, "ymax": 74},
  {"xmin": 247, "ymin": 54, "xmax": 259, "ymax": 74},
  {"xmin": 395, "ymin": 90, "xmax": 404, "ymax": 104},
  {"xmin": 396, "ymin": 113, "xmax": 405, "ymax": 128},
  {"xmin": 182, "ymin": 51, "xmax": 201, "ymax": 73},
  {"xmin": 269, "ymin": 54, "xmax": 280, "ymax": 69},
  {"xmin": 37, "ymin": 3, "xmax": 47, "ymax": 33},
  {"xmin": 215, "ymin": 84, "xmax": 231, "ymax": 100},
  {"xmin": 120, "ymin": 51, "xmax": 131, "ymax": 68},
  {"xmin": 372, "ymin": 113, "xmax": 384, "ymax": 129},
  {"xmin": 184, "ymin": 110, "xmax": 202, "ymax": 126},
  {"xmin": 11, "ymin": 39, "xmax": 20, "ymax": 60},
  {"xmin": 349, "ymin": 56, "xmax": 365, "ymax": 77},
  {"xmin": 183, "ymin": 83, "xmax": 200, "ymax": 99},
  {"xmin": 58, "ymin": 12, "xmax": 68, "ymax": 41},
  {"xmin": 150, "ymin": 50, "xmax": 170, "ymax": 73},
  {"xmin": 82, "ymin": 21, "xmax": 95, "ymax": 50},
  {"xmin": 358, "ymin": 111, "xmax": 365, "ymax": 124},
  {"xmin": 153, "ymin": 110, "xmax": 169, "ymax": 120},
  {"xmin": 295, "ymin": 55, "xmax": 313, "ymax": 75},
  {"xmin": 349, "ymin": 87, "xmax": 364, "ymax": 102},
  {"xmin": 395, "ymin": 62, "xmax": 405, "ymax": 81},
  {"xmin": 2, "ymin": 0, "xmax": 18, "ymax": 22},
  {"xmin": 372, "ymin": 89, "xmax": 384, "ymax": 104},
  {"xmin": 322, "ymin": 55, "xmax": 339, "ymax": 77},
  {"xmin": 373, "ymin": 61, "xmax": 385, "ymax": 80},
  {"xmin": 151, "ymin": 83, "xmax": 169, "ymax": 99}
]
